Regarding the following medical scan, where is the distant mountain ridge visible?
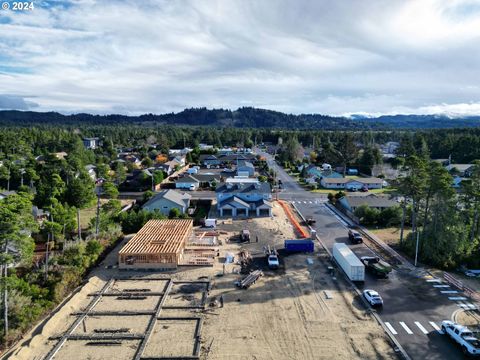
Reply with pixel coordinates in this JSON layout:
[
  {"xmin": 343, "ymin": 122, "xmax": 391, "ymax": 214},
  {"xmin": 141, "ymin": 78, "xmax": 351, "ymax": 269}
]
[{"xmin": 1, "ymin": 107, "xmax": 480, "ymax": 129}]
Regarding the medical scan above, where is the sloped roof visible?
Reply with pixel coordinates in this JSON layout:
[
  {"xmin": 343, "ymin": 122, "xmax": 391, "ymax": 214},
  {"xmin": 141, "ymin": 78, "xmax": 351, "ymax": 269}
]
[
  {"xmin": 216, "ymin": 182, "xmax": 270, "ymax": 194},
  {"xmin": 322, "ymin": 177, "xmax": 383, "ymax": 184},
  {"xmin": 219, "ymin": 196, "xmax": 250, "ymax": 209},
  {"xmin": 143, "ymin": 189, "xmax": 191, "ymax": 208},
  {"xmin": 446, "ymin": 164, "xmax": 474, "ymax": 172},
  {"xmin": 175, "ymin": 175, "xmax": 200, "ymax": 184}
]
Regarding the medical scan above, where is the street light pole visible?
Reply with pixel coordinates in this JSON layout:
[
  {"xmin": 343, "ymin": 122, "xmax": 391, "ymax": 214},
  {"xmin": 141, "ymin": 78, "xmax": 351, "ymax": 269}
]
[{"xmin": 414, "ymin": 229, "xmax": 420, "ymax": 267}]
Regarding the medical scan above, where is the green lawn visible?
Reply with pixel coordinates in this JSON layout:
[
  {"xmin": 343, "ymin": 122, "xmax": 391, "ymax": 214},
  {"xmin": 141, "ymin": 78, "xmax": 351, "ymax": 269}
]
[
  {"xmin": 311, "ymin": 189, "xmax": 335, "ymax": 194},
  {"xmin": 311, "ymin": 187, "xmax": 398, "ymax": 195},
  {"xmin": 79, "ymin": 206, "xmax": 97, "ymax": 230}
]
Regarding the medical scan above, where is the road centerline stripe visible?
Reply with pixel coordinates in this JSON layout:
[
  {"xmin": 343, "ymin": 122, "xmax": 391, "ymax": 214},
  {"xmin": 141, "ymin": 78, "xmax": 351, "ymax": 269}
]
[
  {"xmin": 400, "ymin": 322, "xmax": 413, "ymax": 334},
  {"xmin": 449, "ymin": 296, "xmax": 467, "ymax": 300},
  {"xmin": 426, "ymin": 279, "xmax": 441, "ymax": 283},
  {"xmin": 440, "ymin": 290, "xmax": 459, "ymax": 294},
  {"xmin": 415, "ymin": 322, "xmax": 429, "ymax": 334},
  {"xmin": 433, "ymin": 285, "xmax": 450, "ymax": 288},
  {"xmin": 384, "ymin": 322, "xmax": 397, "ymax": 335}
]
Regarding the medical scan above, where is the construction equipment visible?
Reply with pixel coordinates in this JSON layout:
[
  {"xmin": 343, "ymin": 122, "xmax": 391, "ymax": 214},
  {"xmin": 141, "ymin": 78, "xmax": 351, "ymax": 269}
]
[
  {"xmin": 237, "ymin": 270, "xmax": 263, "ymax": 289},
  {"xmin": 360, "ymin": 256, "xmax": 392, "ymax": 278},
  {"xmin": 264, "ymin": 245, "xmax": 279, "ymax": 269},
  {"xmin": 239, "ymin": 249, "xmax": 252, "ymax": 274},
  {"xmin": 241, "ymin": 229, "xmax": 250, "ymax": 242}
]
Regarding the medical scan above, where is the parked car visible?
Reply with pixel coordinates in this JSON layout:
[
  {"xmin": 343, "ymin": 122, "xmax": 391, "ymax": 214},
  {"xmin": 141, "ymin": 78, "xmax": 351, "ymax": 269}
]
[
  {"xmin": 348, "ymin": 229, "xmax": 363, "ymax": 244},
  {"xmin": 363, "ymin": 289, "xmax": 383, "ymax": 307},
  {"xmin": 442, "ymin": 320, "xmax": 480, "ymax": 356},
  {"xmin": 360, "ymin": 186, "xmax": 369, "ymax": 192}
]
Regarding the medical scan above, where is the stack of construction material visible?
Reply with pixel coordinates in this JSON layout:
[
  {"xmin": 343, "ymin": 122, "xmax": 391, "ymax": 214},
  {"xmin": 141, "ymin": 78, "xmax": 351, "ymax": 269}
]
[{"xmin": 238, "ymin": 270, "xmax": 263, "ymax": 289}]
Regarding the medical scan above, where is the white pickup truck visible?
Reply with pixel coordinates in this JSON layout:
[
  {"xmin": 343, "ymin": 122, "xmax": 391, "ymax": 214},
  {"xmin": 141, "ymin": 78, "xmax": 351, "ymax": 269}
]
[{"xmin": 442, "ymin": 320, "xmax": 480, "ymax": 356}]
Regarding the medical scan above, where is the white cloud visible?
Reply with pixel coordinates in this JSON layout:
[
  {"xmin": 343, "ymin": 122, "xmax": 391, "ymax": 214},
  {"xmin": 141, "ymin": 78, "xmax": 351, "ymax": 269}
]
[{"xmin": 0, "ymin": 0, "xmax": 480, "ymax": 116}]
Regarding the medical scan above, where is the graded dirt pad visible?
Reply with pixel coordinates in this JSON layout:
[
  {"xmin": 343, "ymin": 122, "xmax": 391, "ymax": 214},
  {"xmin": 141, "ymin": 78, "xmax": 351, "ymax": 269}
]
[
  {"xmin": 54, "ymin": 339, "xmax": 140, "ymax": 360},
  {"xmin": 7, "ymin": 202, "xmax": 397, "ymax": 360},
  {"xmin": 70, "ymin": 315, "xmax": 151, "ymax": 335},
  {"xmin": 142, "ymin": 319, "xmax": 198, "ymax": 357}
]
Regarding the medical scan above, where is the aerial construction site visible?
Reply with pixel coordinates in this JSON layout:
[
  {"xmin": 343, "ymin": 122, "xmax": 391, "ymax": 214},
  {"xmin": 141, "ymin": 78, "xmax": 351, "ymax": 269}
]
[{"xmin": 7, "ymin": 202, "xmax": 397, "ymax": 360}]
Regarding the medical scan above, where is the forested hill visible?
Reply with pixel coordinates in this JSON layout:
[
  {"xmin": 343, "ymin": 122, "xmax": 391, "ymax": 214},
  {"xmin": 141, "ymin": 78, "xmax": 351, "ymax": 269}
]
[{"xmin": 1, "ymin": 107, "xmax": 480, "ymax": 129}]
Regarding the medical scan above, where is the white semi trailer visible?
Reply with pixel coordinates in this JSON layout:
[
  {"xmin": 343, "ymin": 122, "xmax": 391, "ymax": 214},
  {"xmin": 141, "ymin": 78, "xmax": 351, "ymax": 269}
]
[{"xmin": 332, "ymin": 243, "xmax": 365, "ymax": 282}]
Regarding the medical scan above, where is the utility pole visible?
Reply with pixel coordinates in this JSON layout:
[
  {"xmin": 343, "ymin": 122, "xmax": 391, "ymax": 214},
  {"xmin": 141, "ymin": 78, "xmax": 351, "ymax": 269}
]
[
  {"xmin": 3, "ymin": 244, "xmax": 8, "ymax": 339},
  {"xmin": 414, "ymin": 230, "xmax": 420, "ymax": 267}
]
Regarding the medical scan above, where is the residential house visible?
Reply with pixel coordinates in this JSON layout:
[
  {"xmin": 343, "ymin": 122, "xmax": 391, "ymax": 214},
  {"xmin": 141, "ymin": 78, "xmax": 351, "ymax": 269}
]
[
  {"xmin": 83, "ymin": 137, "xmax": 100, "ymax": 149},
  {"xmin": 225, "ymin": 176, "xmax": 260, "ymax": 184},
  {"xmin": 445, "ymin": 164, "xmax": 475, "ymax": 177},
  {"xmin": 452, "ymin": 176, "xmax": 464, "ymax": 189},
  {"xmin": 379, "ymin": 141, "xmax": 400, "ymax": 156},
  {"xmin": 170, "ymin": 154, "xmax": 186, "ymax": 167},
  {"xmin": 85, "ymin": 164, "xmax": 96, "ymax": 180},
  {"xmin": 143, "ymin": 189, "xmax": 191, "ymax": 215},
  {"xmin": 0, "ymin": 190, "xmax": 16, "ymax": 200},
  {"xmin": 338, "ymin": 194, "xmax": 398, "ymax": 212},
  {"xmin": 199, "ymin": 143, "xmax": 214, "ymax": 151},
  {"xmin": 156, "ymin": 161, "xmax": 176, "ymax": 175},
  {"xmin": 168, "ymin": 148, "xmax": 192, "ymax": 156},
  {"xmin": 191, "ymin": 173, "xmax": 221, "ymax": 188},
  {"xmin": 218, "ymin": 147, "xmax": 234, "ymax": 156},
  {"xmin": 118, "ymin": 153, "xmax": 142, "ymax": 167},
  {"xmin": 236, "ymin": 160, "xmax": 255, "ymax": 177},
  {"xmin": 32, "ymin": 206, "xmax": 49, "ymax": 222},
  {"xmin": 175, "ymin": 175, "xmax": 200, "ymax": 190},
  {"xmin": 320, "ymin": 177, "xmax": 384, "ymax": 190},
  {"xmin": 200, "ymin": 155, "xmax": 221, "ymax": 167},
  {"xmin": 216, "ymin": 182, "xmax": 272, "ymax": 217}
]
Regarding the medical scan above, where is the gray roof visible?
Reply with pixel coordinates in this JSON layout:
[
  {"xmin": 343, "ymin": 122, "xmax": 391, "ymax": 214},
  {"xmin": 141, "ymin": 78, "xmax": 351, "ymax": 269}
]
[
  {"xmin": 143, "ymin": 189, "xmax": 191, "ymax": 208},
  {"xmin": 446, "ymin": 164, "xmax": 474, "ymax": 172},
  {"xmin": 219, "ymin": 196, "xmax": 250, "ymax": 209},
  {"xmin": 191, "ymin": 173, "xmax": 221, "ymax": 182},
  {"xmin": 238, "ymin": 160, "xmax": 254, "ymax": 169},
  {"xmin": 216, "ymin": 182, "xmax": 270, "ymax": 195},
  {"xmin": 175, "ymin": 175, "xmax": 200, "ymax": 184},
  {"xmin": 343, "ymin": 195, "xmax": 398, "ymax": 208},
  {"xmin": 0, "ymin": 190, "xmax": 16, "ymax": 198},
  {"xmin": 322, "ymin": 177, "xmax": 383, "ymax": 184}
]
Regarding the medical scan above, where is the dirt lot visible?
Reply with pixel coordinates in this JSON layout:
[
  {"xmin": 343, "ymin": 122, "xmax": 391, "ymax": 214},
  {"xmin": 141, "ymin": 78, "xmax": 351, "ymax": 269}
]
[{"xmin": 7, "ymin": 202, "xmax": 397, "ymax": 360}]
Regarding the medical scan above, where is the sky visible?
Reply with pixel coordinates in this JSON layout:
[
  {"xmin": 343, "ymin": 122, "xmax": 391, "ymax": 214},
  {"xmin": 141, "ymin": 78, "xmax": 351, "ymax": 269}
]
[{"xmin": 1, "ymin": 0, "xmax": 480, "ymax": 117}]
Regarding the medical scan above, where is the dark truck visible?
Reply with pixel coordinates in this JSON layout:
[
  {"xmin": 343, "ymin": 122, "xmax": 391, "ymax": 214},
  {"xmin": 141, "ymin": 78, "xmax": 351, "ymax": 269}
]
[
  {"xmin": 360, "ymin": 256, "xmax": 392, "ymax": 278},
  {"xmin": 348, "ymin": 229, "xmax": 363, "ymax": 244}
]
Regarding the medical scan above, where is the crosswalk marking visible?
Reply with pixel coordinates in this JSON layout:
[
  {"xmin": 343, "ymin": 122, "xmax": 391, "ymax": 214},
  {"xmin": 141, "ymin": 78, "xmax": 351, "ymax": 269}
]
[
  {"xmin": 433, "ymin": 285, "xmax": 450, "ymax": 288},
  {"xmin": 440, "ymin": 290, "xmax": 459, "ymax": 294},
  {"xmin": 384, "ymin": 322, "xmax": 397, "ymax": 335},
  {"xmin": 400, "ymin": 322, "xmax": 413, "ymax": 334},
  {"xmin": 457, "ymin": 301, "xmax": 477, "ymax": 310},
  {"xmin": 449, "ymin": 296, "xmax": 467, "ymax": 301},
  {"xmin": 429, "ymin": 321, "xmax": 441, "ymax": 332},
  {"xmin": 415, "ymin": 322, "xmax": 429, "ymax": 334},
  {"xmin": 426, "ymin": 279, "xmax": 442, "ymax": 283}
]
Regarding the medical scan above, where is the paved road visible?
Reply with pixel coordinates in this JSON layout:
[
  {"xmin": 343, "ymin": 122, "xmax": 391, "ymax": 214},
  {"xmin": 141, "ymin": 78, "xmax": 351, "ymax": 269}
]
[{"xmin": 256, "ymin": 148, "xmax": 472, "ymax": 360}]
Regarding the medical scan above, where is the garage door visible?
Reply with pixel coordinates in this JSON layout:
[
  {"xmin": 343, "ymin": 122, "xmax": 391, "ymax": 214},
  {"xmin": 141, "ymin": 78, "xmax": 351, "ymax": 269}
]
[
  {"xmin": 236, "ymin": 208, "xmax": 247, "ymax": 216},
  {"xmin": 222, "ymin": 208, "xmax": 232, "ymax": 217},
  {"xmin": 259, "ymin": 208, "xmax": 270, "ymax": 217}
]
